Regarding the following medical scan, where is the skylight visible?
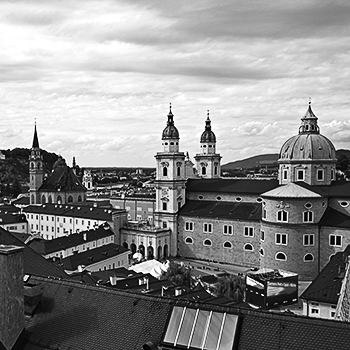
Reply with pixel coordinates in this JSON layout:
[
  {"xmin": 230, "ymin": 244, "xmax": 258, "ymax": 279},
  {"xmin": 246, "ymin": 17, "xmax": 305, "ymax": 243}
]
[{"xmin": 163, "ymin": 306, "xmax": 239, "ymax": 350}]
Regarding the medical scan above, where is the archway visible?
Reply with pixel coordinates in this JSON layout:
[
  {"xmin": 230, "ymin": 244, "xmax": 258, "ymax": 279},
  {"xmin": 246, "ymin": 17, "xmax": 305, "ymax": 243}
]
[
  {"xmin": 42, "ymin": 195, "xmax": 46, "ymax": 204},
  {"xmin": 123, "ymin": 242, "xmax": 129, "ymax": 249},
  {"xmin": 48, "ymin": 195, "xmax": 52, "ymax": 203},
  {"xmin": 147, "ymin": 246, "xmax": 154, "ymax": 260},
  {"xmin": 57, "ymin": 195, "xmax": 62, "ymax": 204},
  {"xmin": 67, "ymin": 195, "xmax": 73, "ymax": 203},
  {"xmin": 157, "ymin": 246, "xmax": 162, "ymax": 260},
  {"xmin": 163, "ymin": 244, "xmax": 169, "ymax": 258},
  {"xmin": 130, "ymin": 243, "xmax": 136, "ymax": 254},
  {"xmin": 139, "ymin": 245, "xmax": 145, "ymax": 257}
]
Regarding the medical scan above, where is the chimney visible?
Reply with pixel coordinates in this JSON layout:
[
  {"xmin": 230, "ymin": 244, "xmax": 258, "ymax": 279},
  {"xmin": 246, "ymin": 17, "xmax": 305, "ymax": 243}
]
[{"xmin": 0, "ymin": 245, "xmax": 25, "ymax": 350}]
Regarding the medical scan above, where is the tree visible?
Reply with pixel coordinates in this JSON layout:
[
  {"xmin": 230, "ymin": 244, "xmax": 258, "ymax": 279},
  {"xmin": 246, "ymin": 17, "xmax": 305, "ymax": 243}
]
[
  {"xmin": 337, "ymin": 154, "xmax": 349, "ymax": 172},
  {"xmin": 160, "ymin": 261, "xmax": 193, "ymax": 288},
  {"xmin": 215, "ymin": 274, "xmax": 245, "ymax": 303}
]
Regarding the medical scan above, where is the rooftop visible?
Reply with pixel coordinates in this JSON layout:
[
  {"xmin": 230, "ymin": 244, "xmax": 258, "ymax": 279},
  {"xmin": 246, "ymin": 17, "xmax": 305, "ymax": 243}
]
[
  {"xmin": 300, "ymin": 245, "xmax": 350, "ymax": 304},
  {"xmin": 27, "ymin": 224, "xmax": 115, "ymax": 255},
  {"xmin": 58, "ymin": 243, "xmax": 129, "ymax": 271},
  {"xmin": 179, "ymin": 200, "xmax": 262, "ymax": 221}
]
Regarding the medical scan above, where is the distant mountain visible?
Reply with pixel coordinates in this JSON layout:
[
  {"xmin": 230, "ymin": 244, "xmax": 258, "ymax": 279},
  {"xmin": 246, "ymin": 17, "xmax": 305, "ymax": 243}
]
[
  {"xmin": 222, "ymin": 150, "xmax": 350, "ymax": 170},
  {"xmin": 222, "ymin": 154, "xmax": 279, "ymax": 170}
]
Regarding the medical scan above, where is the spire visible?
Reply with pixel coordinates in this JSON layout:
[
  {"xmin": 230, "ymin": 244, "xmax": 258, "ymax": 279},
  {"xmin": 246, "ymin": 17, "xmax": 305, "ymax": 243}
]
[
  {"xmin": 32, "ymin": 122, "xmax": 40, "ymax": 149},
  {"xmin": 205, "ymin": 110, "xmax": 211, "ymax": 130},
  {"xmin": 167, "ymin": 103, "xmax": 174, "ymax": 126}
]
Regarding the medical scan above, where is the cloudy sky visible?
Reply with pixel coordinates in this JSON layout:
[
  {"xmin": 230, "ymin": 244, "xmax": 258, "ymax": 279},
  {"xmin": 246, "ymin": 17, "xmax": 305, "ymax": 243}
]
[{"xmin": 1, "ymin": 0, "xmax": 350, "ymax": 167}]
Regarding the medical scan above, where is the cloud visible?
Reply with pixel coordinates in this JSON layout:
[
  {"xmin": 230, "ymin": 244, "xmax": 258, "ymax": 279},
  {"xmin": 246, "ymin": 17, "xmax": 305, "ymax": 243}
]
[{"xmin": 232, "ymin": 121, "xmax": 279, "ymax": 136}]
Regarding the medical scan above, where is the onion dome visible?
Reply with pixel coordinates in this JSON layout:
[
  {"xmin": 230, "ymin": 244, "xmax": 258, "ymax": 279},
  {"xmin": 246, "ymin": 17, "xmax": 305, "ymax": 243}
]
[
  {"xmin": 162, "ymin": 104, "xmax": 179, "ymax": 140},
  {"xmin": 279, "ymin": 102, "xmax": 336, "ymax": 161},
  {"xmin": 200, "ymin": 111, "xmax": 216, "ymax": 143}
]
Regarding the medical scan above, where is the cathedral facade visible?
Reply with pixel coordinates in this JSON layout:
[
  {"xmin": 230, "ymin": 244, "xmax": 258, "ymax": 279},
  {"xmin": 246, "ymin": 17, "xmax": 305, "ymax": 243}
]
[{"xmin": 155, "ymin": 103, "xmax": 350, "ymax": 280}]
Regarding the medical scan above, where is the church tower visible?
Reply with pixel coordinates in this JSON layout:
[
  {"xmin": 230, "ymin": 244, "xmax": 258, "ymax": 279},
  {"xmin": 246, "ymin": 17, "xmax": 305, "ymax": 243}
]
[
  {"xmin": 154, "ymin": 104, "xmax": 186, "ymax": 256},
  {"xmin": 29, "ymin": 123, "xmax": 43, "ymax": 204},
  {"xmin": 83, "ymin": 169, "xmax": 93, "ymax": 190},
  {"xmin": 195, "ymin": 111, "xmax": 222, "ymax": 178}
]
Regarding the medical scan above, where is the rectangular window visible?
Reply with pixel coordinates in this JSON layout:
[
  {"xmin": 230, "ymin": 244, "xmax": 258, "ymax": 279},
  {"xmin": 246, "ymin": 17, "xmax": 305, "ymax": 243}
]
[
  {"xmin": 283, "ymin": 169, "xmax": 288, "ymax": 180},
  {"xmin": 52, "ymin": 227, "xmax": 54, "ymax": 232},
  {"xmin": 136, "ymin": 215, "xmax": 142, "ymax": 221},
  {"xmin": 185, "ymin": 221, "xmax": 194, "ymax": 231},
  {"xmin": 275, "ymin": 233, "xmax": 288, "ymax": 245},
  {"xmin": 52, "ymin": 217, "xmax": 54, "ymax": 221},
  {"xmin": 31, "ymin": 214, "xmax": 33, "ymax": 219},
  {"xmin": 162, "ymin": 202, "xmax": 167, "ymax": 211},
  {"xmin": 317, "ymin": 169, "xmax": 324, "ymax": 181},
  {"xmin": 244, "ymin": 227, "xmax": 254, "ymax": 237},
  {"xmin": 261, "ymin": 230, "xmax": 265, "ymax": 241},
  {"xmin": 148, "ymin": 216, "xmax": 153, "ymax": 222},
  {"xmin": 162, "ymin": 221, "xmax": 167, "ymax": 228},
  {"xmin": 148, "ymin": 208, "xmax": 153, "ymax": 212},
  {"xmin": 303, "ymin": 211, "xmax": 313, "ymax": 222},
  {"xmin": 277, "ymin": 210, "xmax": 288, "ymax": 222},
  {"xmin": 311, "ymin": 308, "xmax": 319, "ymax": 315},
  {"xmin": 82, "ymin": 220, "xmax": 84, "ymax": 225},
  {"xmin": 203, "ymin": 223, "xmax": 213, "ymax": 233},
  {"xmin": 223, "ymin": 224, "xmax": 233, "ymax": 235},
  {"xmin": 57, "ymin": 217, "xmax": 59, "ymax": 222},
  {"xmin": 126, "ymin": 206, "xmax": 131, "ymax": 211},
  {"xmin": 63, "ymin": 218, "xmax": 66, "ymax": 223},
  {"xmin": 297, "ymin": 169, "xmax": 305, "ymax": 181},
  {"xmin": 303, "ymin": 234, "xmax": 315, "ymax": 246},
  {"xmin": 262, "ymin": 208, "xmax": 267, "ymax": 219},
  {"xmin": 57, "ymin": 228, "xmax": 60, "ymax": 233},
  {"xmin": 330, "ymin": 235, "xmax": 342, "ymax": 247},
  {"xmin": 137, "ymin": 207, "xmax": 142, "ymax": 211}
]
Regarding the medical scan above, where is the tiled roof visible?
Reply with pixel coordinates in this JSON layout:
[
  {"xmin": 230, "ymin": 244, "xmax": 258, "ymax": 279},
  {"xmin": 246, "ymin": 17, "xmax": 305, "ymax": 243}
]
[
  {"xmin": 262, "ymin": 183, "xmax": 322, "ymax": 198},
  {"xmin": 186, "ymin": 178, "xmax": 279, "ymax": 194},
  {"xmin": 179, "ymin": 200, "xmax": 262, "ymax": 221},
  {"xmin": 319, "ymin": 207, "xmax": 350, "ymax": 228},
  {"xmin": 300, "ymin": 245, "xmax": 350, "ymax": 304},
  {"xmin": 39, "ymin": 165, "xmax": 86, "ymax": 192},
  {"xmin": 0, "ymin": 212, "xmax": 27, "ymax": 224},
  {"xmin": 27, "ymin": 224, "xmax": 115, "ymax": 255},
  {"xmin": 23, "ymin": 203, "xmax": 124, "ymax": 221},
  {"xmin": 25, "ymin": 275, "xmax": 173, "ymax": 350},
  {"xmin": 59, "ymin": 243, "xmax": 129, "ymax": 271},
  {"xmin": 296, "ymin": 180, "xmax": 350, "ymax": 198},
  {"xmin": 0, "ymin": 228, "xmax": 67, "ymax": 278},
  {"xmin": 24, "ymin": 275, "xmax": 350, "ymax": 350}
]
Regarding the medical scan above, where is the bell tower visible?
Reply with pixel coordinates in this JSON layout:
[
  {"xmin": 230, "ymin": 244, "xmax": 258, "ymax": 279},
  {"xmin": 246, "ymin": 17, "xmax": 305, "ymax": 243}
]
[
  {"xmin": 195, "ymin": 111, "xmax": 222, "ymax": 178},
  {"xmin": 29, "ymin": 123, "xmax": 43, "ymax": 204},
  {"xmin": 154, "ymin": 104, "xmax": 186, "ymax": 256}
]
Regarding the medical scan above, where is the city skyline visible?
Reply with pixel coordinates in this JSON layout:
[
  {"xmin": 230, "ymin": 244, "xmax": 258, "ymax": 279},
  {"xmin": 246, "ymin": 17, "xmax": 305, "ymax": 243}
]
[{"xmin": 1, "ymin": 0, "xmax": 350, "ymax": 167}]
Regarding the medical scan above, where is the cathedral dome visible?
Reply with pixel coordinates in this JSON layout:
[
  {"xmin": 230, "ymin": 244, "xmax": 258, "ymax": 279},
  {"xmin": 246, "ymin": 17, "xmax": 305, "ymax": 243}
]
[
  {"xmin": 200, "ymin": 113, "xmax": 216, "ymax": 143},
  {"xmin": 162, "ymin": 106, "xmax": 179, "ymax": 140},
  {"xmin": 279, "ymin": 103, "xmax": 336, "ymax": 162}
]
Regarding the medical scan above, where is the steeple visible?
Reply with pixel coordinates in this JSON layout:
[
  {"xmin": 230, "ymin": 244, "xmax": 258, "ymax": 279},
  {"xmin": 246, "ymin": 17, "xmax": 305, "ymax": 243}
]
[
  {"xmin": 32, "ymin": 122, "xmax": 40, "ymax": 149},
  {"xmin": 162, "ymin": 103, "xmax": 179, "ymax": 140},
  {"xmin": 299, "ymin": 100, "xmax": 319, "ymax": 134}
]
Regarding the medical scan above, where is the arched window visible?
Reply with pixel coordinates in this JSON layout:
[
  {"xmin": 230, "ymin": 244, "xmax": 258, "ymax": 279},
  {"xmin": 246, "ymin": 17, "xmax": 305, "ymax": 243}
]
[
  {"xmin": 48, "ymin": 195, "xmax": 52, "ymax": 203},
  {"xmin": 42, "ymin": 195, "xmax": 46, "ymax": 204},
  {"xmin": 214, "ymin": 166, "xmax": 218, "ymax": 175},
  {"xmin": 223, "ymin": 241, "xmax": 232, "ymax": 249},
  {"xmin": 202, "ymin": 167, "xmax": 206, "ymax": 175},
  {"xmin": 162, "ymin": 167, "xmax": 167, "ymax": 177},
  {"xmin": 244, "ymin": 243, "xmax": 253, "ymax": 251},
  {"xmin": 123, "ymin": 242, "xmax": 128, "ymax": 249},
  {"xmin": 177, "ymin": 167, "xmax": 181, "ymax": 177},
  {"xmin": 275, "ymin": 252, "xmax": 287, "ymax": 261},
  {"xmin": 304, "ymin": 253, "xmax": 314, "ymax": 262},
  {"xmin": 57, "ymin": 195, "xmax": 62, "ymax": 204},
  {"xmin": 31, "ymin": 194, "xmax": 34, "ymax": 204},
  {"xmin": 78, "ymin": 195, "xmax": 82, "ymax": 202},
  {"xmin": 203, "ymin": 239, "xmax": 212, "ymax": 246},
  {"xmin": 67, "ymin": 195, "xmax": 73, "ymax": 203},
  {"xmin": 185, "ymin": 237, "xmax": 193, "ymax": 244}
]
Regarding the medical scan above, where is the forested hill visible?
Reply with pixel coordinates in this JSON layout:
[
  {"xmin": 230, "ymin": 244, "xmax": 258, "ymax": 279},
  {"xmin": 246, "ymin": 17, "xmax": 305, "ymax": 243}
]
[{"xmin": 0, "ymin": 148, "xmax": 58, "ymax": 197}]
